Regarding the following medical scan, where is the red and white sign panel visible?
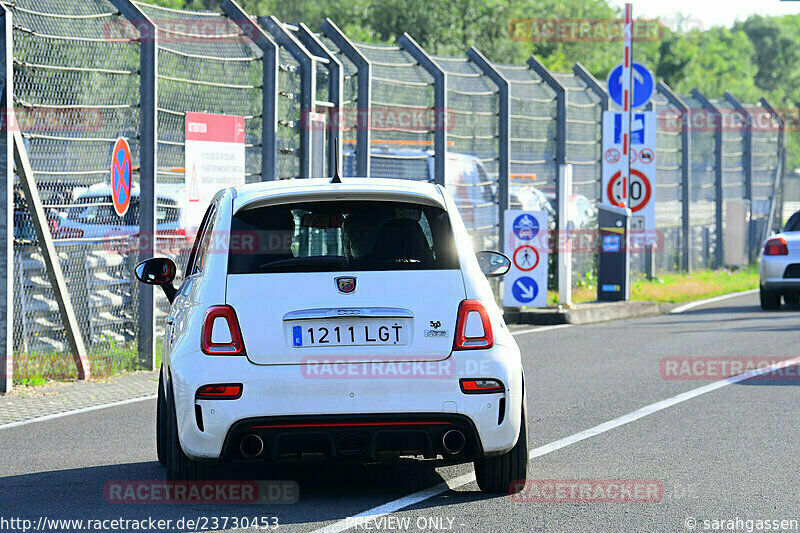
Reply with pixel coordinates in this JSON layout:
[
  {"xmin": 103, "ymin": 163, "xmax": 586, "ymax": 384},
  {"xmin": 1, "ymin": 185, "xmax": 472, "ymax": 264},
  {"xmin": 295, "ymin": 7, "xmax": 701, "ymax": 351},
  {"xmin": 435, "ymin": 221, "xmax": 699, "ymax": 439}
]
[{"xmin": 185, "ymin": 112, "xmax": 246, "ymax": 228}]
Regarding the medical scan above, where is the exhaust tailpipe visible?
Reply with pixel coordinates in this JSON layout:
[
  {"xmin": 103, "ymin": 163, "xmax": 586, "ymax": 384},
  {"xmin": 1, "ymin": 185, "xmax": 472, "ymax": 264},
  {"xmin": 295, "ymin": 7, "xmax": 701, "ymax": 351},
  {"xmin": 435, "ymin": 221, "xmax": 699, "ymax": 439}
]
[
  {"xmin": 441, "ymin": 429, "xmax": 466, "ymax": 455},
  {"xmin": 240, "ymin": 434, "xmax": 265, "ymax": 458}
]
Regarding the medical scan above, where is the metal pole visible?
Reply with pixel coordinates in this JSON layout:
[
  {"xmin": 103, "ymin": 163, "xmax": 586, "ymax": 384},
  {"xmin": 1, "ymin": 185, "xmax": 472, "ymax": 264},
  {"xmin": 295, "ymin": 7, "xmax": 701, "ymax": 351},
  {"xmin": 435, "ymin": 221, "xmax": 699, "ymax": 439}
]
[
  {"xmin": 222, "ymin": 0, "xmax": 278, "ymax": 181},
  {"xmin": 321, "ymin": 19, "xmax": 371, "ymax": 177},
  {"xmin": 657, "ymin": 81, "xmax": 691, "ymax": 272},
  {"xmin": 110, "ymin": 0, "xmax": 157, "ymax": 370},
  {"xmin": 297, "ymin": 22, "xmax": 343, "ymax": 176},
  {"xmin": 0, "ymin": 6, "xmax": 12, "ymax": 391},
  {"xmin": 466, "ymin": 47, "xmax": 509, "ymax": 251},
  {"xmin": 691, "ymin": 88, "xmax": 724, "ymax": 268},
  {"xmin": 398, "ymin": 33, "xmax": 447, "ymax": 187},
  {"xmin": 723, "ymin": 91, "xmax": 754, "ymax": 260},
  {"xmin": 260, "ymin": 16, "xmax": 315, "ymax": 179}
]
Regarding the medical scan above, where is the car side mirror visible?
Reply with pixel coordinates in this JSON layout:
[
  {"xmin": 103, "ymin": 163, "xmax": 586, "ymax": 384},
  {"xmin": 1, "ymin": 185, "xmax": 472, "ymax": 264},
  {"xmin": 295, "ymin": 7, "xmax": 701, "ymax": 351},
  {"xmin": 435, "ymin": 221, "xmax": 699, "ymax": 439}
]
[
  {"xmin": 476, "ymin": 250, "xmax": 511, "ymax": 278},
  {"xmin": 135, "ymin": 257, "xmax": 178, "ymax": 303}
]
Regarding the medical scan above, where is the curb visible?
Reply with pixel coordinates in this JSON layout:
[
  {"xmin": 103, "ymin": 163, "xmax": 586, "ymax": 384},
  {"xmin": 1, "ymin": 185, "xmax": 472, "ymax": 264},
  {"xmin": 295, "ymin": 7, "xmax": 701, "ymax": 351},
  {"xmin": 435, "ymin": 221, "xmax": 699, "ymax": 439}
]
[{"xmin": 504, "ymin": 288, "xmax": 758, "ymax": 325}]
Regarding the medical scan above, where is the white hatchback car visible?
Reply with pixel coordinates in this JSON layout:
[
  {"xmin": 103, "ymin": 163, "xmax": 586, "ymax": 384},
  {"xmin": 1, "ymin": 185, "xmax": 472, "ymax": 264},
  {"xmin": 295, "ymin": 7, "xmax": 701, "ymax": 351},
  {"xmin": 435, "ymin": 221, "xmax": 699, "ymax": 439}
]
[
  {"xmin": 759, "ymin": 210, "xmax": 800, "ymax": 309},
  {"xmin": 135, "ymin": 177, "xmax": 528, "ymax": 493}
]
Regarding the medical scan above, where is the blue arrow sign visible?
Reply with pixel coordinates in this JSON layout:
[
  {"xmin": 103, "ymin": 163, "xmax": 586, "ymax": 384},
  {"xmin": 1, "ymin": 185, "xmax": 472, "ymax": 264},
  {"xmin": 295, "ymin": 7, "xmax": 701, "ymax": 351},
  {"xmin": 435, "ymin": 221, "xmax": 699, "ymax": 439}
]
[
  {"xmin": 511, "ymin": 276, "xmax": 538, "ymax": 304},
  {"xmin": 607, "ymin": 63, "xmax": 654, "ymax": 109}
]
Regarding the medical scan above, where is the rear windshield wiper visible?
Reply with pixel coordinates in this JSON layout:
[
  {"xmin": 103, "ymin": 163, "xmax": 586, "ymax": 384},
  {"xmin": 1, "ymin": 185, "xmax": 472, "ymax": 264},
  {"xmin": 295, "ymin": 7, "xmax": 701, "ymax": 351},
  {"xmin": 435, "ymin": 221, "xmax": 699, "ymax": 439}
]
[{"xmin": 259, "ymin": 256, "xmax": 350, "ymax": 272}]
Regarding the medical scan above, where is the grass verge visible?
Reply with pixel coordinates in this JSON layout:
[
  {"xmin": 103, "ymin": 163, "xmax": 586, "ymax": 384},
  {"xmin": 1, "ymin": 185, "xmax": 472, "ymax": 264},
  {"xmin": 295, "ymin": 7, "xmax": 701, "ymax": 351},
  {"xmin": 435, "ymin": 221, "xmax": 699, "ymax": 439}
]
[{"xmin": 549, "ymin": 266, "xmax": 759, "ymax": 305}]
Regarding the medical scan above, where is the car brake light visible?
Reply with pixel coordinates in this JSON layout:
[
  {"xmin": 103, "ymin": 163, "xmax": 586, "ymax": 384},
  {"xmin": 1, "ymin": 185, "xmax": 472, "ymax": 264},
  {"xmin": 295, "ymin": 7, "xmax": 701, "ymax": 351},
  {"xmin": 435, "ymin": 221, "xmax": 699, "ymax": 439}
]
[
  {"xmin": 764, "ymin": 237, "xmax": 788, "ymax": 256},
  {"xmin": 201, "ymin": 305, "xmax": 246, "ymax": 355},
  {"xmin": 196, "ymin": 383, "xmax": 243, "ymax": 399},
  {"xmin": 460, "ymin": 378, "xmax": 504, "ymax": 394},
  {"xmin": 453, "ymin": 299, "xmax": 494, "ymax": 350}
]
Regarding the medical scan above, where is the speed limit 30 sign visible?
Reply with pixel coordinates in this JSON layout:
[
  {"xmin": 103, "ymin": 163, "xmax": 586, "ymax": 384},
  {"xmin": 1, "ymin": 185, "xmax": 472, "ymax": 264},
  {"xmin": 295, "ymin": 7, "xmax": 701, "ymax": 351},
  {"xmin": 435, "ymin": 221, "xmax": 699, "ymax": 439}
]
[{"xmin": 601, "ymin": 110, "xmax": 656, "ymax": 232}]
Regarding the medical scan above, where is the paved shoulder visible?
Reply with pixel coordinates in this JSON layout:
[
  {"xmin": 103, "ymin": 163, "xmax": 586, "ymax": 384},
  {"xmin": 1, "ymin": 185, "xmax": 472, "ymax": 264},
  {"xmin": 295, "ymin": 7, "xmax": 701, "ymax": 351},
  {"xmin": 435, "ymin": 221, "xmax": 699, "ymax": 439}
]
[{"xmin": 0, "ymin": 371, "xmax": 157, "ymax": 427}]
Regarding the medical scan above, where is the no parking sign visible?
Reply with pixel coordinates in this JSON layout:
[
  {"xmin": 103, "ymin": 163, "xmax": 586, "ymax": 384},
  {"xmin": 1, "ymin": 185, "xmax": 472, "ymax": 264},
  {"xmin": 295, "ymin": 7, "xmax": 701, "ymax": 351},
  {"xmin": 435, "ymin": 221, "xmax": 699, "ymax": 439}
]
[{"xmin": 503, "ymin": 210, "xmax": 548, "ymax": 307}]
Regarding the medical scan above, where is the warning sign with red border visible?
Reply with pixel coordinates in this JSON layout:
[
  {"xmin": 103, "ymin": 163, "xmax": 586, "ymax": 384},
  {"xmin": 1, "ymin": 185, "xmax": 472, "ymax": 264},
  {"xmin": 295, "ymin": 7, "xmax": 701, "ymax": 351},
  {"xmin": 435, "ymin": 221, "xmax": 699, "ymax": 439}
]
[
  {"xmin": 601, "ymin": 110, "xmax": 656, "ymax": 232},
  {"xmin": 185, "ymin": 112, "xmax": 246, "ymax": 228}
]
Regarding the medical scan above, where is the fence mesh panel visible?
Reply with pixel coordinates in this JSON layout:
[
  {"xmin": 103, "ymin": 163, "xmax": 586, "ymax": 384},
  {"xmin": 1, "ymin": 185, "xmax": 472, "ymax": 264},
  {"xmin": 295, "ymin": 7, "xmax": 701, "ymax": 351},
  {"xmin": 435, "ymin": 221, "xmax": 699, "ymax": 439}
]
[
  {"xmin": 497, "ymin": 64, "xmax": 557, "ymax": 200},
  {"xmin": 433, "ymin": 55, "xmax": 499, "ymax": 250},
  {"xmin": 683, "ymin": 94, "xmax": 719, "ymax": 269},
  {"xmin": 650, "ymin": 91, "xmax": 684, "ymax": 273},
  {"xmin": 133, "ymin": 1, "xmax": 262, "ymax": 330},
  {"xmin": 351, "ymin": 41, "xmax": 434, "ymax": 181},
  {"xmin": 8, "ymin": 0, "xmax": 142, "ymax": 381}
]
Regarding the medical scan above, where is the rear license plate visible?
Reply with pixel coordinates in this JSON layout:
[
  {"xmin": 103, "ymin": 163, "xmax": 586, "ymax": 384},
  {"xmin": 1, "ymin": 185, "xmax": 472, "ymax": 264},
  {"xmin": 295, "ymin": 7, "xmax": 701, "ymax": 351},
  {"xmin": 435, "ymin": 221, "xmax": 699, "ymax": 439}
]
[{"xmin": 290, "ymin": 320, "xmax": 408, "ymax": 347}]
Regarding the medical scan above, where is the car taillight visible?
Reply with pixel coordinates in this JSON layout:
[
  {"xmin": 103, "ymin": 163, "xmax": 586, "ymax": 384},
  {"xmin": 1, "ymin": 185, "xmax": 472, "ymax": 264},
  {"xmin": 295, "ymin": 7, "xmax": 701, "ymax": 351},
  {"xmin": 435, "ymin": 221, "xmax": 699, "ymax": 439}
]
[
  {"xmin": 201, "ymin": 305, "xmax": 246, "ymax": 355},
  {"xmin": 459, "ymin": 378, "xmax": 504, "ymax": 394},
  {"xmin": 196, "ymin": 384, "xmax": 243, "ymax": 399},
  {"xmin": 764, "ymin": 237, "xmax": 788, "ymax": 256},
  {"xmin": 453, "ymin": 299, "xmax": 494, "ymax": 350}
]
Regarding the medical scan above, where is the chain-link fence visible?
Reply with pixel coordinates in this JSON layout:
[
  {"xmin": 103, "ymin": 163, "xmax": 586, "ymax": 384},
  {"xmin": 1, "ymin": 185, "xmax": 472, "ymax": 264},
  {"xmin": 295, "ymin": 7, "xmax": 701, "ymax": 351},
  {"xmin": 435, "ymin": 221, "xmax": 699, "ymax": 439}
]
[
  {"xmin": 8, "ymin": 0, "xmax": 141, "ymax": 382},
  {"xmin": 1, "ymin": 1, "xmax": 789, "ymax": 386}
]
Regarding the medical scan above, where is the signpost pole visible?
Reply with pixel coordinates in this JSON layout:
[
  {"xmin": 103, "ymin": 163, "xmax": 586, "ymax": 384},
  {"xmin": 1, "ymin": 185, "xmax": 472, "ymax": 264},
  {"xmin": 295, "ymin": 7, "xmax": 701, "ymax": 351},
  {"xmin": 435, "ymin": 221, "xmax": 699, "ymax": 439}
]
[
  {"xmin": 621, "ymin": 3, "xmax": 633, "ymax": 213},
  {"xmin": 558, "ymin": 164, "xmax": 573, "ymax": 305}
]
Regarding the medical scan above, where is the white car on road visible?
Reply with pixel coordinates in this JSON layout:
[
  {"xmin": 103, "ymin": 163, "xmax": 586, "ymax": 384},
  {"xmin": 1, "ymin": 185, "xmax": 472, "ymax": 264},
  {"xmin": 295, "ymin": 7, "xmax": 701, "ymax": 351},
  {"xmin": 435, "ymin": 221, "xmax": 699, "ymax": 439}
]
[
  {"xmin": 136, "ymin": 177, "xmax": 528, "ymax": 493},
  {"xmin": 759, "ymin": 210, "xmax": 800, "ymax": 310}
]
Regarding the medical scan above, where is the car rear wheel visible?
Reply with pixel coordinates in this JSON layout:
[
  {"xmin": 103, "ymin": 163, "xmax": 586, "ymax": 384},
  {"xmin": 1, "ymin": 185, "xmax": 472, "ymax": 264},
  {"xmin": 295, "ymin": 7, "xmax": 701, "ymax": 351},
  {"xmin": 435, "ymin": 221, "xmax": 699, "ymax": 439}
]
[
  {"xmin": 760, "ymin": 286, "xmax": 781, "ymax": 310},
  {"xmin": 156, "ymin": 367, "xmax": 166, "ymax": 466},
  {"xmin": 166, "ymin": 380, "xmax": 217, "ymax": 481},
  {"xmin": 474, "ymin": 405, "xmax": 529, "ymax": 494}
]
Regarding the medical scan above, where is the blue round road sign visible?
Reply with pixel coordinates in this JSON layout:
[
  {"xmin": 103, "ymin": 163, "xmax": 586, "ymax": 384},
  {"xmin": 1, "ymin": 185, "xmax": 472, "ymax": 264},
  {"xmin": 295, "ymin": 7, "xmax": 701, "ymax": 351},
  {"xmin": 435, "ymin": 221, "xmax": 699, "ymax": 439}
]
[
  {"xmin": 511, "ymin": 276, "xmax": 538, "ymax": 304},
  {"xmin": 606, "ymin": 62, "xmax": 654, "ymax": 109},
  {"xmin": 512, "ymin": 214, "xmax": 540, "ymax": 241}
]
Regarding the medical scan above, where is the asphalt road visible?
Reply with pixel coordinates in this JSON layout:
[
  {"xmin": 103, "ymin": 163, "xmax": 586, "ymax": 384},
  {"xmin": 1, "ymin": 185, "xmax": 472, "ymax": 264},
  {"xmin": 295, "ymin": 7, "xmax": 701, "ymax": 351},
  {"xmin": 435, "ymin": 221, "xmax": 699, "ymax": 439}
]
[{"xmin": 1, "ymin": 292, "xmax": 799, "ymax": 533}]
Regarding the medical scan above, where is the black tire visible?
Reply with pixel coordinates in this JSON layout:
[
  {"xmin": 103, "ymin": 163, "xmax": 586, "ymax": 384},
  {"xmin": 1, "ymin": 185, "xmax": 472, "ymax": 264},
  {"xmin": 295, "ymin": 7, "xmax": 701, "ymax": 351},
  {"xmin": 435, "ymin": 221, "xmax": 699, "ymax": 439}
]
[
  {"xmin": 474, "ymin": 404, "xmax": 529, "ymax": 494},
  {"xmin": 760, "ymin": 286, "xmax": 781, "ymax": 310},
  {"xmin": 784, "ymin": 292, "xmax": 800, "ymax": 305},
  {"xmin": 165, "ymin": 380, "xmax": 217, "ymax": 481},
  {"xmin": 156, "ymin": 367, "xmax": 167, "ymax": 466}
]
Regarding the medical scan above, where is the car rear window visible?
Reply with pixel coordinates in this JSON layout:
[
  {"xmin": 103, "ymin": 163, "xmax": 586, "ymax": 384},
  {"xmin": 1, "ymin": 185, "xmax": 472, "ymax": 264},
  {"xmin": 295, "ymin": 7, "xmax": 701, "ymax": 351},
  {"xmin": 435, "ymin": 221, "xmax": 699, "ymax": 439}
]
[
  {"xmin": 784, "ymin": 211, "xmax": 800, "ymax": 232},
  {"xmin": 227, "ymin": 200, "xmax": 459, "ymax": 274}
]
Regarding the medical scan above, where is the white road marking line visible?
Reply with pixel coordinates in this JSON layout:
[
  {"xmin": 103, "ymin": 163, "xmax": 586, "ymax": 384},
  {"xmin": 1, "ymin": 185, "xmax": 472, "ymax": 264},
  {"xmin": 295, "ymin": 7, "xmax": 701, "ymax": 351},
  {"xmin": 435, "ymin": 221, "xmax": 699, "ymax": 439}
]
[
  {"xmin": 670, "ymin": 289, "xmax": 758, "ymax": 314},
  {"xmin": 310, "ymin": 354, "xmax": 800, "ymax": 533},
  {"xmin": 510, "ymin": 324, "xmax": 572, "ymax": 336},
  {"xmin": 0, "ymin": 395, "xmax": 157, "ymax": 431}
]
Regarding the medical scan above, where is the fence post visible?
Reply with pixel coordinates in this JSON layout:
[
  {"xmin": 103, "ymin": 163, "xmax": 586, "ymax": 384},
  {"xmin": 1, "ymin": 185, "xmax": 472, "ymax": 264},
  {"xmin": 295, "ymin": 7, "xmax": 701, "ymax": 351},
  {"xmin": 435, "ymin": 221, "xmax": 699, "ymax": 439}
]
[
  {"xmin": 260, "ymin": 16, "xmax": 315, "ymax": 178},
  {"xmin": 297, "ymin": 23, "xmax": 343, "ymax": 176},
  {"xmin": 222, "ymin": 0, "xmax": 278, "ymax": 181},
  {"xmin": 321, "ymin": 19, "xmax": 371, "ymax": 177},
  {"xmin": 0, "ymin": 6, "xmax": 11, "ymax": 391},
  {"xmin": 466, "ymin": 47, "xmax": 509, "ymax": 250},
  {"xmin": 691, "ymin": 88, "xmax": 724, "ymax": 268},
  {"xmin": 723, "ymin": 91, "xmax": 754, "ymax": 260},
  {"xmin": 527, "ymin": 55, "xmax": 566, "ymax": 222},
  {"xmin": 759, "ymin": 97, "xmax": 785, "ymax": 240},
  {"xmin": 657, "ymin": 81, "xmax": 691, "ymax": 273},
  {"xmin": 398, "ymin": 33, "xmax": 447, "ymax": 187},
  {"xmin": 110, "ymin": 0, "xmax": 157, "ymax": 370}
]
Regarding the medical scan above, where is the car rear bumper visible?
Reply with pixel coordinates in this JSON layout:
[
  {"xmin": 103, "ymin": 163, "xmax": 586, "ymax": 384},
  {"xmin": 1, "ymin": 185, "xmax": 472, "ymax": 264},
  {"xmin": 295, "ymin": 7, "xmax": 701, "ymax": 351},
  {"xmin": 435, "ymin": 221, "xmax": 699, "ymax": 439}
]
[
  {"xmin": 759, "ymin": 255, "xmax": 800, "ymax": 290},
  {"xmin": 169, "ymin": 345, "xmax": 524, "ymax": 463}
]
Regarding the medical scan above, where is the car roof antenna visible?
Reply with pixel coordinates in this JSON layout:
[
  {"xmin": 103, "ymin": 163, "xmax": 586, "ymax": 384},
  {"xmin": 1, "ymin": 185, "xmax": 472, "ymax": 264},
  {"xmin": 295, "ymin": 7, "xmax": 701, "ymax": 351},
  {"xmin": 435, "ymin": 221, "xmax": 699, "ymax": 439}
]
[{"xmin": 330, "ymin": 136, "xmax": 342, "ymax": 184}]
